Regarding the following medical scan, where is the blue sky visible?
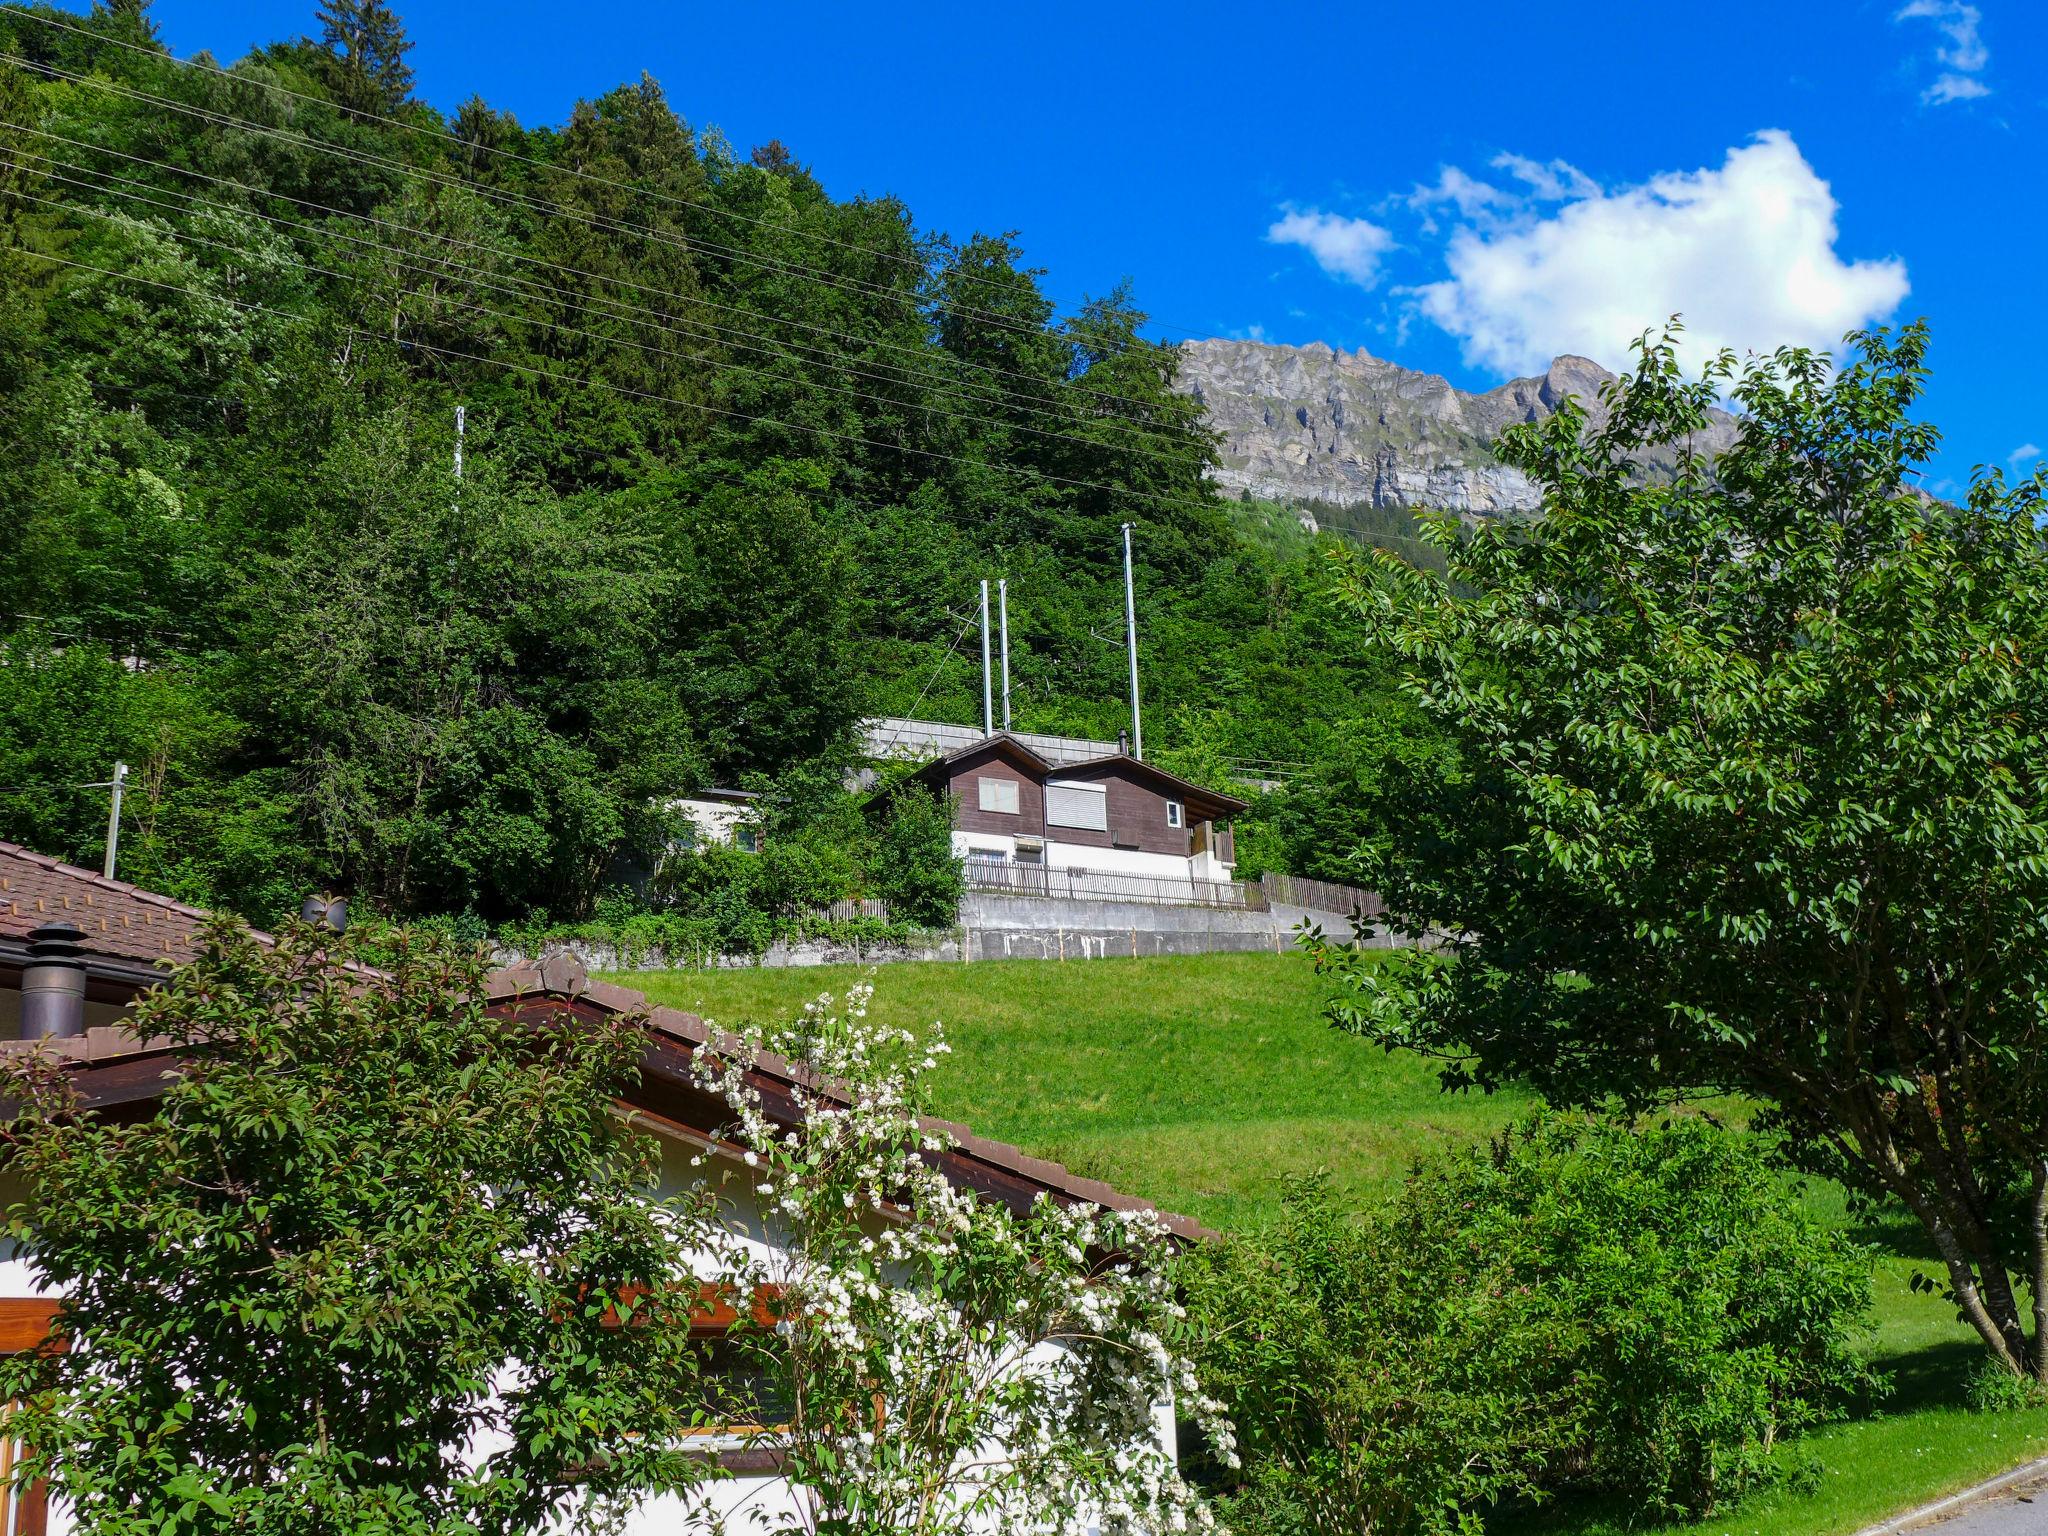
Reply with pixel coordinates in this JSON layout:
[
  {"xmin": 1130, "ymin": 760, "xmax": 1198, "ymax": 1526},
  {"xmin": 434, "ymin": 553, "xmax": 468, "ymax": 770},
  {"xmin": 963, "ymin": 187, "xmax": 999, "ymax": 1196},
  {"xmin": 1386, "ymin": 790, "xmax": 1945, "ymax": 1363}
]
[{"xmin": 152, "ymin": 0, "xmax": 2044, "ymax": 489}]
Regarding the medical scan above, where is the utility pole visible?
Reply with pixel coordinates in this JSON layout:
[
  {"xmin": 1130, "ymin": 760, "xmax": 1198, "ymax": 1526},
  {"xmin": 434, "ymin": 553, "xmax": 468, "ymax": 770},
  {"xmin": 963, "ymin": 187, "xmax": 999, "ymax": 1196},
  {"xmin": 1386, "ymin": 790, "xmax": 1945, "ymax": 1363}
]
[
  {"xmin": 102, "ymin": 760, "xmax": 127, "ymax": 880},
  {"xmin": 1120, "ymin": 523, "xmax": 1143, "ymax": 759},
  {"xmin": 997, "ymin": 577, "xmax": 1012, "ymax": 732},
  {"xmin": 453, "ymin": 403, "xmax": 466, "ymax": 482},
  {"xmin": 979, "ymin": 579, "xmax": 994, "ymax": 737}
]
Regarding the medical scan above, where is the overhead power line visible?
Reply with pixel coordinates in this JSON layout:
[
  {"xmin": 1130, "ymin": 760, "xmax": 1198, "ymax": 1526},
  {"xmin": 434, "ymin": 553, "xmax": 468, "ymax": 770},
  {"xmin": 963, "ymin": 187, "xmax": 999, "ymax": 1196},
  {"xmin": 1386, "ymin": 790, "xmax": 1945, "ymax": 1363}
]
[
  {"xmin": 8, "ymin": 246, "xmax": 1213, "ymax": 520},
  {"xmin": 7, "ymin": 7, "xmax": 1223, "ymax": 351},
  {"xmin": 9, "ymin": 146, "xmax": 1206, "ymax": 471},
  {"xmin": 0, "ymin": 95, "xmax": 1188, "ymax": 446},
  {"xmin": 1, "ymin": 120, "xmax": 1201, "ymax": 450},
  {"xmin": 0, "ymin": 43, "xmax": 1191, "ymax": 394}
]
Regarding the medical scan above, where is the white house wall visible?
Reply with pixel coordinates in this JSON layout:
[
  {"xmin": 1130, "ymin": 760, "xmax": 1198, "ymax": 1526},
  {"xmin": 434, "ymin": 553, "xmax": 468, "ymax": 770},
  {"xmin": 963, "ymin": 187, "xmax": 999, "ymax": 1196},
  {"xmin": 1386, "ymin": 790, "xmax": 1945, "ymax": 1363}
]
[{"xmin": 952, "ymin": 830, "xmax": 1210, "ymax": 884}]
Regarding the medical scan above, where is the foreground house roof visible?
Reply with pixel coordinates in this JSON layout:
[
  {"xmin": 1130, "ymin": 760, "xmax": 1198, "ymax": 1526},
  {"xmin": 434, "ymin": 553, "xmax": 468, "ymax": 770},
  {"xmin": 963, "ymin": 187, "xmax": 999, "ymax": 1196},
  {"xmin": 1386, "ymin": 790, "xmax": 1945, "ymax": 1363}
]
[{"xmin": 0, "ymin": 842, "xmax": 1208, "ymax": 1241}]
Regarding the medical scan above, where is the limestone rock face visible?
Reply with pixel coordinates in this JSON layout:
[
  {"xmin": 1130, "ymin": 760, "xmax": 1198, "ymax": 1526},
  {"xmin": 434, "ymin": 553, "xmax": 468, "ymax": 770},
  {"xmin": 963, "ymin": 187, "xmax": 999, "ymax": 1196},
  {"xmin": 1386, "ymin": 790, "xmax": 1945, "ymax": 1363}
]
[{"xmin": 1174, "ymin": 338, "xmax": 1737, "ymax": 514}]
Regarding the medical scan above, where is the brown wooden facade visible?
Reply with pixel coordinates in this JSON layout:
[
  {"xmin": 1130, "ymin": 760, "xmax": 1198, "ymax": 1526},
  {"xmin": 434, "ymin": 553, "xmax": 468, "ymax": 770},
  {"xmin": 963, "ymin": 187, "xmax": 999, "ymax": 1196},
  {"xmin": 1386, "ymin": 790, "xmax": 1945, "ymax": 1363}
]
[{"xmin": 899, "ymin": 736, "xmax": 1246, "ymax": 865}]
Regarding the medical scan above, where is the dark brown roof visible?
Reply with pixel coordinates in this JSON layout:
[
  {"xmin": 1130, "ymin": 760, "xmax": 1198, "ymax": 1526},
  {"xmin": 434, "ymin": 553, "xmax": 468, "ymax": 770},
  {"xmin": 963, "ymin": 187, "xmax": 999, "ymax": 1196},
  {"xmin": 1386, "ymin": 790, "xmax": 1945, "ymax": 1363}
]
[
  {"xmin": 0, "ymin": 840, "xmax": 236, "ymax": 969},
  {"xmin": 486, "ymin": 955, "xmax": 1211, "ymax": 1242},
  {"xmin": 1052, "ymin": 753, "xmax": 1251, "ymax": 820},
  {"xmin": 893, "ymin": 733, "xmax": 1249, "ymax": 821},
  {"xmin": 0, "ymin": 847, "xmax": 1210, "ymax": 1242}
]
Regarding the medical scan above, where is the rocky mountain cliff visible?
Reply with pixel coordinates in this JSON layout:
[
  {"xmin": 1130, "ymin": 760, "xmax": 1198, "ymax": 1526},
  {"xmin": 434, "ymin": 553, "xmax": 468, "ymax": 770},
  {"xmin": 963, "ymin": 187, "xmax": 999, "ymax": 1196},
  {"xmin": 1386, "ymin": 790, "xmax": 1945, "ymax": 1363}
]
[{"xmin": 1174, "ymin": 338, "xmax": 1739, "ymax": 517}]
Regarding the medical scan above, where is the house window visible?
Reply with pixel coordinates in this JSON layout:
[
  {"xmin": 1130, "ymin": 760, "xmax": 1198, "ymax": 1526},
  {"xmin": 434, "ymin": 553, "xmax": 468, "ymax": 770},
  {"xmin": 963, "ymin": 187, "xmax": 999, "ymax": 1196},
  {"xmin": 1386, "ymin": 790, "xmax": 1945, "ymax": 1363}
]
[
  {"xmin": 977, "ymin": 777, "xmax": 1020, "ymax": 815},
  {"xmin": 1045, "ymin": 781, "xmax": 1108, "ymax": 831},
  {"xmin": 1166, "ymin": 800, "xmax": 1184, "ymax": 829},
  {"xmin": 734, "ymin": 825, "xmax": 760, "ymax": 854}
]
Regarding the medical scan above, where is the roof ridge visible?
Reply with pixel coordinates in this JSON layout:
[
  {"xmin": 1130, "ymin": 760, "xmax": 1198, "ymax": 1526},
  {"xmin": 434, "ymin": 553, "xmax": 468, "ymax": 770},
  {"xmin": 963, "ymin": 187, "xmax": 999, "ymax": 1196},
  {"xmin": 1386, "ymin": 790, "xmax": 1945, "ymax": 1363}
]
[{"xmin": 0, "ymin": 839, "xmax": 275, "ymax": 939}]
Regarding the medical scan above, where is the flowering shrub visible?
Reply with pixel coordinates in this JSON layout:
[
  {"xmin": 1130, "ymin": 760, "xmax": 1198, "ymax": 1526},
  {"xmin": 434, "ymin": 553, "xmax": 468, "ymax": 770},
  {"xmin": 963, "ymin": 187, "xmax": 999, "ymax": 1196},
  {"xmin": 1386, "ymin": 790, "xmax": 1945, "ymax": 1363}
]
[{"xmin": 690, "ymin": 981, "xmax": 1234, "ymax": 1534}]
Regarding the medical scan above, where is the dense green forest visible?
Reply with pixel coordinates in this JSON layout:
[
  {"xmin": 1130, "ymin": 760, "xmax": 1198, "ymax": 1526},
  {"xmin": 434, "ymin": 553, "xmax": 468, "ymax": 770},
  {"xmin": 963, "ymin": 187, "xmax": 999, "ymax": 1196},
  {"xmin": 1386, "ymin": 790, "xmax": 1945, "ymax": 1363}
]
[{"xmin": 0, "ymin": 0, "xmax": 1422, "ymax": 925}]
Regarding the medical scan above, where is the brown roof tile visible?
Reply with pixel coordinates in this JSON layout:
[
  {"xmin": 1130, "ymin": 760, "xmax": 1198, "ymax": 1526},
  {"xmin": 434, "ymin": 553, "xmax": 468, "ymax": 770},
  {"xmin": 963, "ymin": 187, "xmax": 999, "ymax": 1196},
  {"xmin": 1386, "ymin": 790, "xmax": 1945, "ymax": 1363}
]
[{"xmin": 0, "ymin": 841, "xmax": 237, "ymax": 967}]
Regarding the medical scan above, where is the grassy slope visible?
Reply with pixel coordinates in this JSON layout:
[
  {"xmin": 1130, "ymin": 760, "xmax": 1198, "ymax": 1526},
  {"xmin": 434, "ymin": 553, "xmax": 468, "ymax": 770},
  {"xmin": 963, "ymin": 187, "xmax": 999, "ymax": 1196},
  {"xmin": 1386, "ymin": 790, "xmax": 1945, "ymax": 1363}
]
[
  {"xmin": 615, "ymin": 953, "xmax": 2048, "ymax": 1533},
  {"xmin": 624, "ymin": 950, "xmax": 1527, "ymax": 1231}
]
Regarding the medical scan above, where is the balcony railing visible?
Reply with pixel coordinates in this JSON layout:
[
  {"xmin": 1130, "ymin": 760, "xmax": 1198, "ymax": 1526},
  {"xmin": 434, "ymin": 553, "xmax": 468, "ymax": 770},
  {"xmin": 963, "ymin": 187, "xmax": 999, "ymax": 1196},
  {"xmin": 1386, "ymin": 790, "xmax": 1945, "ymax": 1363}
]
[{"xmin": 962, "ymin": 862, "xmax": 1267, "ymax": 910}]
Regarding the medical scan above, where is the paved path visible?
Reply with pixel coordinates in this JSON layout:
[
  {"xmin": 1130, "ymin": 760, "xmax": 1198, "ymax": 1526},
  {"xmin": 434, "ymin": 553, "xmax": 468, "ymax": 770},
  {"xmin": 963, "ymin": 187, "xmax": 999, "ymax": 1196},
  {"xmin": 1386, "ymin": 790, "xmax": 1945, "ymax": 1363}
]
[{"xmin": 1865, "ymin": 1461, "xmax": 2048, "ymax": 1536}]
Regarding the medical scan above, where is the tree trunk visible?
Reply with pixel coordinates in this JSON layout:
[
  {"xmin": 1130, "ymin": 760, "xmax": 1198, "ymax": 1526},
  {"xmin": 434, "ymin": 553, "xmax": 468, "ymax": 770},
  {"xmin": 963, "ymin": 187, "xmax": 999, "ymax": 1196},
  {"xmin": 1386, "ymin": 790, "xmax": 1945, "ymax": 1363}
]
[{"xmin": 2032, "ymin": 1158, "xmax": 2048, "ymax": 1385}]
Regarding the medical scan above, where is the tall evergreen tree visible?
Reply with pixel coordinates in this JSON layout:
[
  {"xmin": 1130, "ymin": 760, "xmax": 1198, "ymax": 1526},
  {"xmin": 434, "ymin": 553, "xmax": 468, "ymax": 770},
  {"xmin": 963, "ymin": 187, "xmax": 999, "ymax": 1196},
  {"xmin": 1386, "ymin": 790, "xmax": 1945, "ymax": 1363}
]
[{"xmin": 315, "ymin": 0, "xmax": 415, "ymax": 115}]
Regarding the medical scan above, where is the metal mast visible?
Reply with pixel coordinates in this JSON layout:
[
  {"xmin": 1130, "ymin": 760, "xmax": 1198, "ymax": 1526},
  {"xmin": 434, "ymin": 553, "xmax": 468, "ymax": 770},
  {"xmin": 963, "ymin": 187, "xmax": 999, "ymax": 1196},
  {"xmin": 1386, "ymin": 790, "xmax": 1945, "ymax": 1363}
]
[
  {"xmin": 1120, "ymin": 523, "xmax": 1143, "ymax": 759},
  {"xmin": 102, "ymin": 760, "xmax": 127, "ymax": 879},
  {"xmin": 979, "ymin": 579, "xmax": 994, "ymax": 736},
  {"xmin": 997, "ymin": 577, "xmax": 1012, "ymax": 732}
]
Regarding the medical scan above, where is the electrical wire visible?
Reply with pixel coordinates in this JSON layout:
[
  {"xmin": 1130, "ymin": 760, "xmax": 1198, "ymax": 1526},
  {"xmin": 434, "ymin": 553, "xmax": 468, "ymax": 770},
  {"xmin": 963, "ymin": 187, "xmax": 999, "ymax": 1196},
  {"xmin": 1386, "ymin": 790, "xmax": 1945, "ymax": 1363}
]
[
  {"xmin": 0, "ymin": 44, "xmax": 1190, "ymax": 390},
  {"xmin": 9, "ymin": 152, "xmax": 1207, "ymax": 471},
  {"xmin": 7, "ymin": 245, "xmax": 1214, "ymax": 518},
  {"xmin": 2, "ymin": 121, "xmax": 1200, "ymax": 449},
  {"xmin": 6, "ymin": 8, "xmax": 1224, "ymax": 350},
  {"xmin": 879, "ymin": 608, "xmax": 982, "ymax": 741}
]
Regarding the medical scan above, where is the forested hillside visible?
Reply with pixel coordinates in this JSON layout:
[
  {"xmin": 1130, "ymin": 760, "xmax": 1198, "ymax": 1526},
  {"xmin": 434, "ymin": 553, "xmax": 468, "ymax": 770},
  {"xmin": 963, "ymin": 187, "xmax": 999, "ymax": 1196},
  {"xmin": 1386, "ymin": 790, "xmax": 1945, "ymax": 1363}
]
[{"xmin": 0, "ymin": 1, "xmax": 1421, "ymax": 925}]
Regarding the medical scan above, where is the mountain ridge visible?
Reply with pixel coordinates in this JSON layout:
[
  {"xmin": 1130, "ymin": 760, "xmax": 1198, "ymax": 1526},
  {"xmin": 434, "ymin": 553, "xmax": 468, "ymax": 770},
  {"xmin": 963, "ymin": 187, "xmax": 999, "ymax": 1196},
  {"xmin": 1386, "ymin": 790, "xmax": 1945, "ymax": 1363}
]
[{"xmin": 1174, "ymin": 337, "xmax": 1739, "ymax": 517}]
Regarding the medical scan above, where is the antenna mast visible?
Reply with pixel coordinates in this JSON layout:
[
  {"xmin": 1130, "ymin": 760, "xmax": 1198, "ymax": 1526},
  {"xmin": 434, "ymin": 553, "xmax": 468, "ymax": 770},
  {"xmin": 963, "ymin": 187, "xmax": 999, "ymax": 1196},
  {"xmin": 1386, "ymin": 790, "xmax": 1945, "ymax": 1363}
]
[{"xmin": 1120, "ymin": 523, "xmax": 1143, "ymax": 759}]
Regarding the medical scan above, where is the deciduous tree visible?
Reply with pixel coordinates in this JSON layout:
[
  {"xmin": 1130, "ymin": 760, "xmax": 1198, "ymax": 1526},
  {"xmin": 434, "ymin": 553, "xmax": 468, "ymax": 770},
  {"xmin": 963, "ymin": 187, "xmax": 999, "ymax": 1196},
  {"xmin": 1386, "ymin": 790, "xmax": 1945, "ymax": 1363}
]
[
  {"xmin": 1320, "ymin": 323, "xmax": 2048, "ymax": 1380},
  {"xmin": 0, "ymin": 919, "xmax": 716, "ymax": 1535}
]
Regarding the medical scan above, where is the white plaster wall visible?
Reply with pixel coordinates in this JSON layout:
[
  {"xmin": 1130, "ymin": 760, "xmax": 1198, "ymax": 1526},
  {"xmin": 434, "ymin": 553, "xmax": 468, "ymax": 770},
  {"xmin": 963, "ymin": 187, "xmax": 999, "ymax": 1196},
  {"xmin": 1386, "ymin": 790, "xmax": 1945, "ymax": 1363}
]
[
  {"xmin": 670, "ymin": 798, "xmax": 757, "ymax": 848},
  {"xmin": 954, "ymin": 830, "xmax": 1019, "ymax": 861},
  {"xmin": 1042, "ymin": 841, "xmax": 1197, "ymax": 881}
]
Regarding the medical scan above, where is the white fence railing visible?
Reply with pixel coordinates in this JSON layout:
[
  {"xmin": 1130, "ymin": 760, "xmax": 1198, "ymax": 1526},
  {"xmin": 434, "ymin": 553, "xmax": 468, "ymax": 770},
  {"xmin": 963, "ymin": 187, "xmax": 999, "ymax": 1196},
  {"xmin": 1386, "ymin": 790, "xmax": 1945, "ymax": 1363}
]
[{"xmin": 963, "ymin": 862, "xmax": 1267, "ymax": 910}]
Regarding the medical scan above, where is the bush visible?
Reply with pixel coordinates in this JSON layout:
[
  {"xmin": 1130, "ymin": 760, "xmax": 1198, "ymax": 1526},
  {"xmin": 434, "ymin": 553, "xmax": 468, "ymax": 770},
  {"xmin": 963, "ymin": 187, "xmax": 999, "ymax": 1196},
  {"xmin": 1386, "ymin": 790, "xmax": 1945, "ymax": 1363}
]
[
  {"xmin": 1965, "ymin": 1359, "xmax": 2048, "ymax": 1413},
  {"xmin": 871, "ymin": 784, "xmax": 962, "ymax": 928},
  {"xmin": 1181, "ymin": 1116, "xmax": 1877, "ymax": 1535},
  {"xmin": 1180, "ymin": 1173, "xmax": 1562, "ymax": 1536}
]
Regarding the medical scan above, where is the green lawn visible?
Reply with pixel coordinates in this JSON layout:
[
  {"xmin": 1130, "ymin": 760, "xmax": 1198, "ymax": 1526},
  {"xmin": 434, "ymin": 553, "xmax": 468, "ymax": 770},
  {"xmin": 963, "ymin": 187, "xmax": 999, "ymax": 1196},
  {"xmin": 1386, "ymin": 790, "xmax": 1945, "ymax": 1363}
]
[
  {"xmin": 611, "ymin": 952, "xmax": 2048, "ymax": 1533},
  {"xmin": 620, "ymin": 950, "xmax": 1529, "ymax": 1232}
]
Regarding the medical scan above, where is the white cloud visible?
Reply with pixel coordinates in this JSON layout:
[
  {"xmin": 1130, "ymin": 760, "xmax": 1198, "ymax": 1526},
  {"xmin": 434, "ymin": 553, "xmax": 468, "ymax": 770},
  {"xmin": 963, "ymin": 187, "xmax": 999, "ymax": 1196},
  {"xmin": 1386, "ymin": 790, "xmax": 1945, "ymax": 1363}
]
[
  {"xmin": 2009, "ymin": 443, "xmax": 2041, "ymax": 467},
  {"xmin": 1407, "ymin": 166, "xmax": 1514, "ymax": 221},
  {"xmin": 1266, "ymin": 207, "xmax": 1395, "ymax": 290},
  {"xmin": 1412, "ymin": 131, "xmax": 1910, "ymax": 378},
  {"xmin": 1489, "ymin": 153, "xmax": 1599, "ymax": 203},
  {"xmin": 1896, "ymin": 1, "xmax": 1991, "ymax": 104},
  {"xmin": 1925, "ymin": 72, "xmax": 1991, "ymax": 103}
]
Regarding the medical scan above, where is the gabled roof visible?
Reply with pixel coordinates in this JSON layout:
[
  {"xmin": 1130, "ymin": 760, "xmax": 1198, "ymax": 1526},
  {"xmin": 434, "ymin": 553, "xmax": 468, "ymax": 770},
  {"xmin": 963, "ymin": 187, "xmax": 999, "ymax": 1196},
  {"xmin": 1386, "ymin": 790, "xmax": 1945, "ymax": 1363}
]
[
  {"xmin": 0, "ymin": 845, "xmax": 1210, "ymax": 1242},
  {"xmin": 0, "ymin": 840, "xmax": 237, "ymax": 969},
  {"xmin": 1051, "ymin": 754, "xmax": 1251, "ymax": 820},
  {"xmin": 890, "ymin": 734, "xmax": 1250, "ymax": 821}
]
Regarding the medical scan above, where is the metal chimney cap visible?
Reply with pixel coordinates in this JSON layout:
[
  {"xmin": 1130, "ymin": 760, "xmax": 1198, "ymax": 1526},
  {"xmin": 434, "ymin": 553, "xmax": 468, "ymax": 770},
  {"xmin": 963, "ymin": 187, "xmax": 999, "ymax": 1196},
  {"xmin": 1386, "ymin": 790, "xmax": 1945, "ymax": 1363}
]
[
  {"xmin": 26, "ymin": 919, "xmax": 86, "ymax": 965},
  {"xmin": 300, "ymin": 894, "xmax": 349, "ymax": 934}
]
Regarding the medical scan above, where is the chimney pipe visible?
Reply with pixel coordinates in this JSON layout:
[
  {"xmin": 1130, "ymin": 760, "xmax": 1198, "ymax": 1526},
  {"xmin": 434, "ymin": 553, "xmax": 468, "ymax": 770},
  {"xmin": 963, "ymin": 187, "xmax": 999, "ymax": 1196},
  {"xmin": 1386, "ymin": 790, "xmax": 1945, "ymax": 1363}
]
[{"xmin": 20, "ymin": 920, "xmax": 87, "ymax": 1042}]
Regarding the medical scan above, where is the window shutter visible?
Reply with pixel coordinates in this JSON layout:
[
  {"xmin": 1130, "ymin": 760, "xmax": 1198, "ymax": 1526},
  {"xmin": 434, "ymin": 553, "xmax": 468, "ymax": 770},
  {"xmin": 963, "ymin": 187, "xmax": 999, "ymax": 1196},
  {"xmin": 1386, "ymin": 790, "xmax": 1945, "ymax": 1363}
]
[{"xmin": 1045, "ymin": 782, "xmax": 1108, "ymax": 831}]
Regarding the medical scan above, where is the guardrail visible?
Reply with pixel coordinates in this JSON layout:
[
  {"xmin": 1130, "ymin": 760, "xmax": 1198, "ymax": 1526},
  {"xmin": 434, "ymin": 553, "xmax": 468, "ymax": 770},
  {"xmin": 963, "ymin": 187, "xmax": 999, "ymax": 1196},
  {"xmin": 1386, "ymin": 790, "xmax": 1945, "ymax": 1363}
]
[{"xmin": 963, "ymin": 862, "xmax": 1267, "ymax": 910}]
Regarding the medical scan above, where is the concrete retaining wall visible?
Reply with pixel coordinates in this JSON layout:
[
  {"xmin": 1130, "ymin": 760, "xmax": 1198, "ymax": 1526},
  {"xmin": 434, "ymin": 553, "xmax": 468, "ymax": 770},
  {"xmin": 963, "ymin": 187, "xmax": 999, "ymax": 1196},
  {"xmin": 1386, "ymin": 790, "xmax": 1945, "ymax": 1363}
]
[{"xmin": 510, "ymin": 894, "xmax": 1397, "ymax": 973}]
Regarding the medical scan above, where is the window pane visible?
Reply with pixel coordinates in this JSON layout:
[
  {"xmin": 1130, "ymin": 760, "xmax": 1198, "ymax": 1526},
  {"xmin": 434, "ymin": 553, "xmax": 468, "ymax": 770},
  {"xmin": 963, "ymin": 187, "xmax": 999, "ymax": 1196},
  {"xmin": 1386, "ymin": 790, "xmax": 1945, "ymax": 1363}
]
[
  {"xmin": 1045, "ymin": 782, "xmax": 1108, "ymax": 830},
  {"xmin": 978, "ymin": 777, "xmax": 1019, "ymax": 814}
]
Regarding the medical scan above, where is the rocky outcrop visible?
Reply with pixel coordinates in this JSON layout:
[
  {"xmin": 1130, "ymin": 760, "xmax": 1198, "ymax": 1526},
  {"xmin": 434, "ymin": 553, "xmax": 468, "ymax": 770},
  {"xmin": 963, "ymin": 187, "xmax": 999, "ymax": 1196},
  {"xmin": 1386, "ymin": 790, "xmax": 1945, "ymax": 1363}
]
[{"xmin": 1174, "ymin": 338, "xmax": 1737, "ymax": 515}]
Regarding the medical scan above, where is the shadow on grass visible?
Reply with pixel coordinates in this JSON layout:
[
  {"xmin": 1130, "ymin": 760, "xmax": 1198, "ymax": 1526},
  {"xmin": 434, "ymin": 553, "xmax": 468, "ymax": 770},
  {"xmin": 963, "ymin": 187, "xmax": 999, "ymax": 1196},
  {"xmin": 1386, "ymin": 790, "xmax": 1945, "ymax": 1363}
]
[{"xmin": 1879, "ymin": 1337, "xmax": 1983, "ymax": 1414}]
